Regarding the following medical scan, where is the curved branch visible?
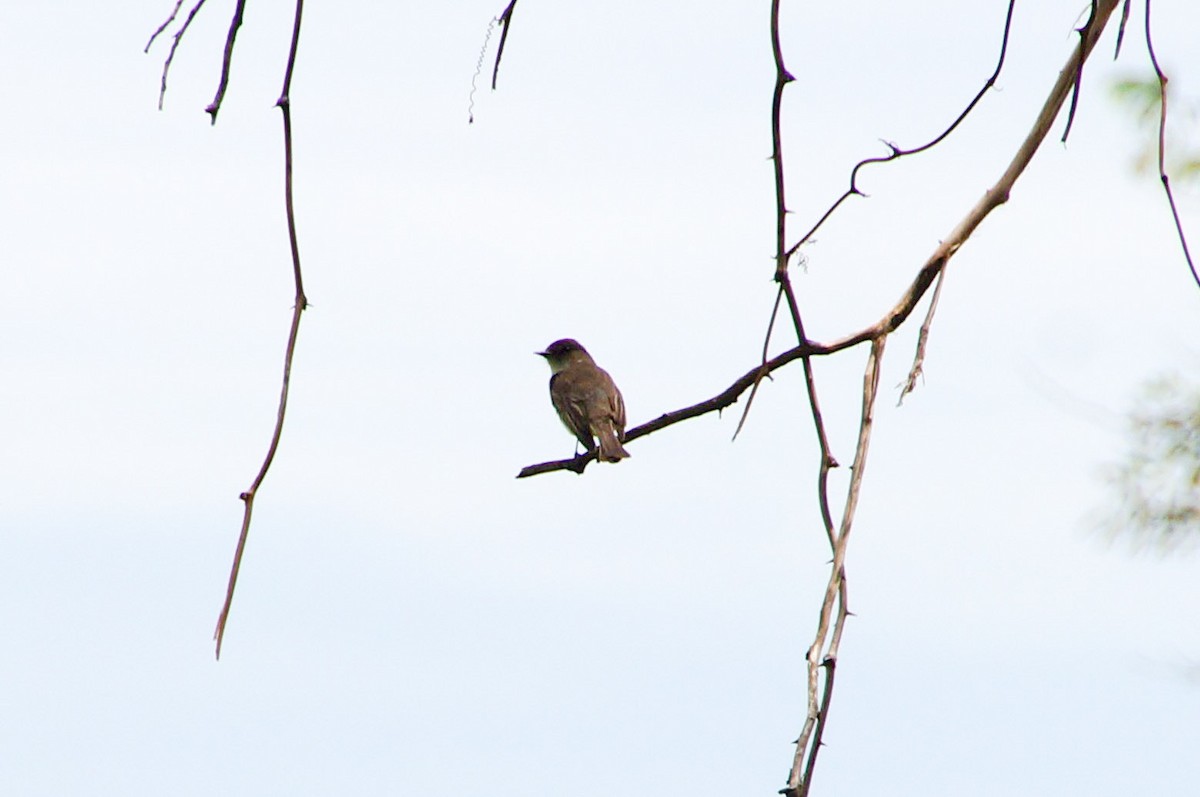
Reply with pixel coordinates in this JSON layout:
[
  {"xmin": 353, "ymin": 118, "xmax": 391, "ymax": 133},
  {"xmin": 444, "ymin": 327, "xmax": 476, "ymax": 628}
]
[
  {"xmin": 785, "ymin": 0, "xmax": 1017, "ymax": 259},
  {"xmin": 1143, "ymin": 0, "xmax": 1199, "ymax": 290}
]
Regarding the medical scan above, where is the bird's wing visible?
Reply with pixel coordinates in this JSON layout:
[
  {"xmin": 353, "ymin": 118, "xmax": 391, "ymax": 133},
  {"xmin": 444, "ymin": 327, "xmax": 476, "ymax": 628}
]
[{"xmin": 608, "ymin": 371, "xmax": 627, "ymax": 440}]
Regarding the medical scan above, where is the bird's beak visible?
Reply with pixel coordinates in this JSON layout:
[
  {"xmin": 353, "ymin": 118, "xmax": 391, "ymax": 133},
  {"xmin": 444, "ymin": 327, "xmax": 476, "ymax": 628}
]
[{"xmin": 535, "ymin": 350, "xmax": 549, "ymax": 358}]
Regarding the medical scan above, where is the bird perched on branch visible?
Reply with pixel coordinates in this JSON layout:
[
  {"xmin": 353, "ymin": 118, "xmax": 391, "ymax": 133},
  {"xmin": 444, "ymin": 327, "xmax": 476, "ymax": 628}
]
[{"xmin": 537, "ymin": 338, "xmax": 630, "ymax": 462}]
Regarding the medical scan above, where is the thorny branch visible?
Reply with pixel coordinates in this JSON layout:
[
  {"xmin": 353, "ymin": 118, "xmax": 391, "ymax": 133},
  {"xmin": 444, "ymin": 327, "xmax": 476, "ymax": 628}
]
[
  {"xmin": 765, "ymin": 0, "xmax": 839, "ymax": 550},
  {"xmin": 1142, "ymin": 0, "xmax": 1199, "ymax": 290},
  {"xmin": 212, "ymin": 0, "xmax": 308, "ymax": 660}
]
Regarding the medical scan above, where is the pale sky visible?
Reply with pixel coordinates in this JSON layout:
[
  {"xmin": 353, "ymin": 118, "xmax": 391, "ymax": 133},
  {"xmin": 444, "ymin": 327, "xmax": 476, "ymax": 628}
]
[{"xmin": 1, "ymin": 2, "xmax": 1198, "ymax": 795}]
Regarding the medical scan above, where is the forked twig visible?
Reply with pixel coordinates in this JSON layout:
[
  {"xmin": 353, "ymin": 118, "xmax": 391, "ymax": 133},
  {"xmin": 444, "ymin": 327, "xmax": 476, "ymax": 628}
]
[
  {"xmin": 213, "ymin": 0, "xmax": 309, "ymax": 660},
  {"xmin": 147, "ymin": 0, "xmax": 209, "ymax": 111}
]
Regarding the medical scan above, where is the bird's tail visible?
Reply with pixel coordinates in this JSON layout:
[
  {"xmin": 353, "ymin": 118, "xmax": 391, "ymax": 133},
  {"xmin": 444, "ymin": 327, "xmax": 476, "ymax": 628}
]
[{"xmin": 595, "ymin": 423, "xmax": 630, "ymax": 463}]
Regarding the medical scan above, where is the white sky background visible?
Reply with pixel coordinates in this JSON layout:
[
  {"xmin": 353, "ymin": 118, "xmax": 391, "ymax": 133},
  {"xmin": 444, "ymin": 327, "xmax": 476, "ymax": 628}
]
[{"xmin": 1, "ymin": 1, "xmax": 1198, "ymax": 794}]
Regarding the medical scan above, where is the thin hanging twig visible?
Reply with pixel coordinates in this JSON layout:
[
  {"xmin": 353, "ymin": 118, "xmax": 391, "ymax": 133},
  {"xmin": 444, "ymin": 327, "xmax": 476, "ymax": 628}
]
[{"xmin": 214, "ymin": 0, "xmax": 309, "ymax": 660}]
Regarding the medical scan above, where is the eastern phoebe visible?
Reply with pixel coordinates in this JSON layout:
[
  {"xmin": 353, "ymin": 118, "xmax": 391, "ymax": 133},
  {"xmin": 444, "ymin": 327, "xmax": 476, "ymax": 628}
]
[{"xmin": 537, "ymin": 338, "xmax": 630, "ymax": 462}]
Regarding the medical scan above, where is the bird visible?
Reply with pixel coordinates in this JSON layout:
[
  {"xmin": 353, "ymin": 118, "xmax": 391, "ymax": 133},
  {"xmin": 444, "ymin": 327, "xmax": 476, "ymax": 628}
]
[{"xmin": 537, "ymin": 338, "xmax": 630, "ymax": 462}]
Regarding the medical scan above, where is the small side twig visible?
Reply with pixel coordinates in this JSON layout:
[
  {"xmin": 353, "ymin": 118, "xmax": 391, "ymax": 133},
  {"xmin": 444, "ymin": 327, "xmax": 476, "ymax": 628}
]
[
  {"xmin": 731, "ymin": 284, "xmax": 785, "ymax": 442},
  {"xmin": 205, "ymin": 0, "xmax": 248, "ymax": 123},
  {"xmin": 898, "ymin": 267, "xmax": 947, "ymax": 403},
  {"xmin": 214, "ymin": 0, "xmax": 308, "ymax": 660},
  {"xmin": 1061, "ymin": 1, "xmax": 1100, "ymax": 143},
  {"xmin": 1143, "ymin": 0, "xmax": 1199, "ymax": 290},
  {"xmin": 1113, "ymin": 0, "xmax": 1134, "ymax": 59}
]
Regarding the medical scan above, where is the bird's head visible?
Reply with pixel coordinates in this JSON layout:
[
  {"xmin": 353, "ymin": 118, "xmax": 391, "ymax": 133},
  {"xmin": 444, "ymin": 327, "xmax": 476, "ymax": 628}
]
[{"xmin": 537, "ymin": 338, "xmax": 592, "ymax": 373}]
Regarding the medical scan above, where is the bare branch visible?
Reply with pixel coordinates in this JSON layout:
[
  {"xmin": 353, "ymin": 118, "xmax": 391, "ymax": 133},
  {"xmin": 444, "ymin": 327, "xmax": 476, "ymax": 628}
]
[
  {"xmin": 148, "ymin": 0, "xmax": 209, "ymax": 111},
  {"xmin": 1143, "ymin": 0, "xmax": 1199, "ymax": 290},
  {"xmin": 787, "ymin": 336, "xmax": 886, "ymax": 796},
  {"xmin": 786, "ymin": 0, "xmax": 1018, "ymax": 258},
  {"xmin": 796, "ymin": 654, "xmax": 837, "ymax": 797},
  {"xmin": 145, "ymin": 0, "xmax": 186, "ymax": 53},
  {"xmin": 768, "ymin": 0, "xmax": 838, "ymax": 544},
  {"xmin": 769, "ymin": 0, "xmax": 795, "ymax": 282},
  {"xmin": 731, "ymin": 284, "xmax": 785, "ymax": 442},
  {"xmin": 893, "ymin": 0, "xmax": 1121, "ymax": 393},
  {"xmin": 521, "ymin": 14, "xmax": 1124, "ymax": 792},
  {"xmin": 898, "ymin": 267, "xmax": 947, "ymax": 403},
  {"xmin": 205, "ymin": 0, "xmax": 248, "ymax": 124},
  {"xmin": 1114, "ymin": 0, "xmax": 1134, "ymax": 59},
  {"xmin": 214, "ymin": 0, "xmax": 308, "ymax": 660},
  {"xmin": 1061, "ymin": 1, "xmax": 1100, "ymax": 143},
  {"xmin": 491, "ymin": 1, "xmax": 519, "ymax": 90}
]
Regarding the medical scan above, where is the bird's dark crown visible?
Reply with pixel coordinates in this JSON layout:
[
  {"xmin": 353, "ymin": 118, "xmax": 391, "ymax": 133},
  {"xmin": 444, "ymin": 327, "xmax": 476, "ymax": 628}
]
[{"xmin": 539, "ymin": 339, "xmax": 587, "ymax": 357}]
